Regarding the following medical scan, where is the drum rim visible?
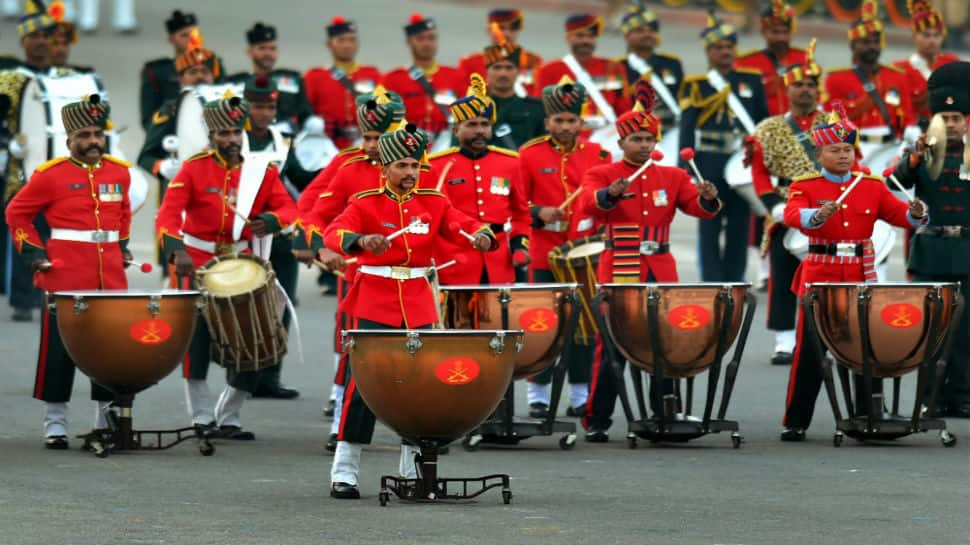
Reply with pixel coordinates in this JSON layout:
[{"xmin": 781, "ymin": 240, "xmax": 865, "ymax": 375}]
[
  {"xmin": 344, "ymin": 329, "xmax": 525, "ymax": 337},
  {"xmin": 50, "ymin": 289, "xmax": 201, "ymax": 297},
  {"xmin": 805, "ymin": 282, "xmax": 959, "ymax": 289},
  {"xmin": 597, "ymin": 282, "xmax": 752, "ymax": 289},
  {"xmin": 439, "ymin": 282, "xmax": 579, "ymax": 292}
]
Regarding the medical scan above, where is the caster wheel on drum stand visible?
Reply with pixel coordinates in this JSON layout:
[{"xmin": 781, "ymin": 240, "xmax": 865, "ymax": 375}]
[
  {"xmin": 379, "ymin": 491, "xmax": 390, "ymax": 506},
  {"xmin": 90, "ymin": 441, "xmax": 109, "ymax": 458},
  {"xmin": 502, "ymin": 490, "xmax": 512, "ymax": 505},
  {"xmin": 462, "ymin": 434, "xmax": 482, "ymax": 452},
  {"xmin": 940, "ymin": 430, "xmax": 957, "ymax": 448},
  {"xmin": 731, "ymin": 432, "xmax": 742, "ymax": 449},
  {"xmin": 199, "ymin": 439, "xmax": 215, "ymax": 456},
  {"xmin": 626, "ymin": 434, "xmax": 638, "ymax": 449},
  {"xmin": 833, "ymin": 432, "xmax": 844, "ymax": 447},
  {"xmin": 559, "ymin": 434, "xmax": 576, "ymax": 450}
]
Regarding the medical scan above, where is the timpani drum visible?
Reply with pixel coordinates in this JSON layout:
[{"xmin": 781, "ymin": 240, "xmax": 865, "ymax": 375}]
[{"xmin": 548, "ymin": 235, "xmax": 605, "ymax": 344}]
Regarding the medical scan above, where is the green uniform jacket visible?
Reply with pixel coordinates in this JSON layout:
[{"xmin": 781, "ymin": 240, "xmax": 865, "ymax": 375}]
[
  {"xmin": 226, "ymin": 69, "xmax": 313, "ymax": 131},
  {"xmin": 490, "ymin": 94, "xmax": 546, "ymax": 151},
  {"xmin": 137, "ymin": 98, "xmax": 177, "ymax": 195},
  {"xmin": 139, "ymin": 56, "xmax": 226, "ymax": 129}
]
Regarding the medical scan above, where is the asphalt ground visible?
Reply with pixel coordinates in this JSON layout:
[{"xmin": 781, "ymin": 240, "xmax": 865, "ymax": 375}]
[{"xmin": 0, "ymin": 2, "xmax": 968, "ymax": 545}]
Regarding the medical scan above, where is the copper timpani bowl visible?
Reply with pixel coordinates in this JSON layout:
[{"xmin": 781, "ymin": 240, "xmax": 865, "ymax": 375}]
[
  {"xmin": 805, "ymin": 282, "xmax": 959, "ymax": 378},
  {"xmin": 440, "ymin": 283, "xmax": 577, "ymax": 379},
  {"xmin": 598, "ymin": 283, "xmax": 749, "ymax": 378},
  {"xmin": 342, "ymin": 329, "xmax": 522, "ymax": 445}
]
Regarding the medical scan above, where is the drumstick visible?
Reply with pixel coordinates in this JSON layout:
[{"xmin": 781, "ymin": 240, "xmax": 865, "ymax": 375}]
[
  {"xmin": 834, "ymin": 167, "xmax": 872, "ymax": 206},
  {"xmin": 434, "ymin": 159, "xmax": 456, "ymax": 192},
  {"xmin": 222, "ymin": 196, "xmax": 251, "ymax": 225},
  {"xmin": 431, "ymin": 254, "xmax": 467, "ymax": 273},
  {"xmin": 558, "ymin": 188, "xmax": 583, "ymax": 211},
  {"xmin": 125, "ymin": 260, "xmax": 154, "ymax": 274},
  {"xmin": 343, "ymin": 213, "xmax": 433, "ymax": 266},
  {"xmin": 313, "ymin": 259, "xmax": 345, "ymax": 278},
  {"xmin": 882, "ymin": 167, "xmax": 914, "ymax": 202},
  {"xmin": 628, "ymin": 149, "xmax": 665, "ymax": 182},
  {"xmin": 678, "ymin": 148, "xmax": 704, "ymax": 185},
  {"xmin": 449, "ymin": 222, "xmax": 478, "ymax": 244}
]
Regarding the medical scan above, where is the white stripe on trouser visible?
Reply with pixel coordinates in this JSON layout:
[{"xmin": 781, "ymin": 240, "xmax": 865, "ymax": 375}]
[
  {"xmin": 329, "ymin": 384, "xmax": 345, "ymax": 436},
  {"xmin": 775, "ymin": 330, "xmax": 797, "ymax": 354},
  {"xmin": 569, "ymin": 383, "xmax": 589, "ymax": 408},
  {"xmin": 184, "ymin": 378, "xmax": 215, "ymax": 426},
  {"xmin": 215, "ymin": 386, "xmax": 249, "ymax": 428},
  {"xmin": 399, "ymin": 444, "xmax": 419, "ymax": 479},
  {"xmin": 329, "ymin": 354, "xmax": 340, "ymax": 401},
  {"xmin": 44, "ymin": 402, "xmax": 68, "ymax": 437},
  {"xmin": 331, "ymin": 441, "xmax": 362, "ymax": 485},
  {"xmin": 527, "ymin": 382, "xmax": 549, "ymax": 405}
]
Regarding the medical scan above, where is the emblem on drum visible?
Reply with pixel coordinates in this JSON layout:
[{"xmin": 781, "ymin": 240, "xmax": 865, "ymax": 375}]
[
  {"xmin": 434, "ymin": 357, "xmax": 481, "ymax": 386},
  {"xmin": 667, "ymin": 304, "xmax": 711, "ymax": 330},
  {"xmin": 519, "ymin": 308, "xmax": 557, "ymax": 333},
  {"xmin": 880, "ymin": 303, "xmax": 922, "ymax": 329},
  {"xmin": 129, "ymin": 319, "xmax": 173, "ymax": 344}
]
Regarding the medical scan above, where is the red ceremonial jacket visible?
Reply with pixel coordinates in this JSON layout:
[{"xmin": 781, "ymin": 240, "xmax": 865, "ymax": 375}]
[
  {"xmin": 297, "ymin": 146, "xmax": 366, "ymax": 217},
  {"xmin": 519, "ymin": 136, "xmax": 611, "ymax": 271},
  {"xmin": 823, "ymin": 65, "xmax": 915, "ymax": 137},
  {"xmin": 734, "ymin": 46, "xmax": 807, "ymax": 116},
  {"xmin": 458, "ymin": 48, "xmax": 543, "ymax": 92},
  {"xmin": 580, "ymin": 159, "xmax": 721, "ymax": 283},
  {"xmin": 381, "ymin": 63, "xmax": 466, "ymax": 134},
  {"xmin": 323, "ymin": 186, "xmax": 491, "ymax": 327},
  {"xmin": 156, "ymin": 150, "xmax": 297, "ymax": 268},
  {"xmin": 783, "ymin": 171, "xmax": 920, "ymax": 296},
  {"xmin": 5, "ymin": 156, "xmax": 131, "ymax": 291},
  {"xmin": 429, "ymin": 145, "xmax": 531, "ymax": 284},
  {"xmin": 533, "ymin": 55, "xmax": 630, "ymax": 116},
  {"xmin": 303, "ymin": 64, "xmax": 383, "ymax": 150},
  {"xmin": 891, "ymin": 52, "xmax": 961, "ymax": 121}
]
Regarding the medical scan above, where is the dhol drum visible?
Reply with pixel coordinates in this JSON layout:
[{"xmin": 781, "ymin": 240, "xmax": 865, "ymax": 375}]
[
  {"xmin": 50, "ymin": 289, "xmax": 212, "ymax": 457},
  {"xmin": 783, "ymin": 220, "xmax": 898, "ymax": 268},
  {"xmin": 342, "ymin": 328, "xmax": 522, "ymax": 505},
  {"xmin": 724, "ymin": 151, "xmax": 767, "ymax": 216},
  {"xmin": 174, "ymin": 83, "xmax": 243, "ymax": 160},
  {"xmin": 196, "ymin": 253, "xmax": 287, "ymax": 372},
  {"xmin": 596, "ymin": 282, "xmax": 757, "ymax": 446},
  {"xmin": 548, "ymin": 235, "xmax": 605, "ymax": 344},
  {"xmin": 804, "ymin": 282, "xmax": 962, "ymax": 446},
  {"xmin": 18, "ymin": 72, "xmax": 149, "ymax": 212}
]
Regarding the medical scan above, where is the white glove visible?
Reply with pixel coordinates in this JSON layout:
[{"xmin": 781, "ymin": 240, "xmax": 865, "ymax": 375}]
[
  {"xmin": 771, "ymin": 203, "xmax": 785, "ymax": 223},
  {"xmin": 158, "ymin": 158, "xmax": 182, "ymax": 180}
]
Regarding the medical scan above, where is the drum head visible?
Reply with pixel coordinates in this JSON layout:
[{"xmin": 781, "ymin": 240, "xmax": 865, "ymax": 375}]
[
  {"xmin": 566, "ymin": 240, "xmax": 605, "ymax": 260},
  {"xmin": 200, "ymin": 258, "xmax": 268, "ymax": 296}
]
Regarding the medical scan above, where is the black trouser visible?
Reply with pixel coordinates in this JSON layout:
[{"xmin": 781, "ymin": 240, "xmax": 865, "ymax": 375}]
[
  {"xmin": 1, "ymin": 206, "xmax": 8, "ymax": 295},
  {"xmin": 698, "ymin": 177, "xmax": 750, "ymax": 282},
  {"xmin": 8, "ymin": 215, "xmax": 47, "ymax": 310},
  {"xmin": 338, "ymin": 318, "xmax": 431, "ymax": 444},
  {"xmin": 530, "ymin": 269, "xmax": 593, "ymax": 386},
  {"xmin": 767, "ymin": 226, "xmax": 799, "ymax": 332},
  {"xmin": 913, "ymin": 272, "xmax": 970, "ymax": 409},
  {"xmin": 33, "ymin": 296, "xmax": 113, "ymax": 403},
  {"xmin": 253, "ymin": 235, "xmax": 299, "ymax": 389}
]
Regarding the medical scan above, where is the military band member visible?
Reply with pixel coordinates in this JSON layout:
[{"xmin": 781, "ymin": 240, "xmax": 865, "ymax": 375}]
[
  {"xmin": 534, "ymin": 15, "xmax": 628, "ymax": 132},
  {"xmin": 323, "ymin": 123, "xmax": 496, "ymax": 499},
  {"xmin": 381, "ymin": 13, "xmax": 465, "ymax": 147},
  {"xmin": 429, "ymin": 74, "xmax": 530, "ymax": 285},
  {"xmin": 226, "ymin": 22, "xmax": 313, "ymax": 133},
  {"xmin": 520, "ymin": 78, "xmax": 610, "ymax": 418},
  {"xmin": 48, "ymin": 1, "xmax": 92, "ymax": 73},
  {"xmin": 824, "ymin": 0, "xmax": 916, "ymax": 145},
  {"xmin": 5, "ymin": 96, "xmax": 130, "ymax": 448},
  {"xmin": 616, "ymin": 7, "xmax": 683, "ymax": 139},
  {"xmin": 7, "ymin": 0, "xmax": 55, "ymax": 74},
  {"xmin": 749, "ymin": 40, "xmax": 827, "ymax": 367},
  {"xmin": 303, "ymin": 16, "xmax": 382, "ymax": 150},
  {"xmin": 780, "ymin": 104, "xmax": 928, "ymax": 441},
  {"xmin": 891, "ymin": 0, "xmax": 960, "ymax": 123},
  {"xmin": 481, "ymin": 29, "xmax": 546, "ymax": 150},
  {"xmin": 579, "ymin": 85, "xmax": 722, "ymax": 442},
  {"xmin": 155, "ymin": 96, "xmax": 296, "ymax": 439},
  {"xmin": 893, "ymin": 61, "xmax": 970, "ymax": 418},
  {"xmin": 457, "ymin": 9, "xmax": 542, "ymax": 96},
  {"xmin": 734, "ymin": 1, "xmax": 806, "ymax": 117},
  {"xmin": 678, "ymin": 13, "xmax": 768, "ymax": 282}
]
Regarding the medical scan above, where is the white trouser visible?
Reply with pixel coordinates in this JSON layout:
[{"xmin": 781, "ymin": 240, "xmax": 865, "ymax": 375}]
[
  {"xmin": 329, "ymin": 384, "xmax": 345, "ymax": 436},
  {"xmin": 527, "ymin": 382, "xmax": 549, "ymax": 405},
  {"xmin": 330, "ymin": 442, "xmax": 420, "ymax": 486},
  {"xmin": 328, "ymin": 354, "xmax": 340, "ymax": 401},
  {"xmin": 214, "ymin": 386, "xmax": 249, "ymax": 428},
  {"xmin": 77, "ymin": 0, "xmax": 136, "ymax": 30},
  {"xmin": 774, "ymin": 330, "xmax": 796, "ymax": 354},
  {"xmin": 44, "ymin": 402, "xmax": 68, "ymax": 437},
  {"xmin": 184, "ymin": 378, "xmax": 215, "ymax": 426},
  {"xmin": 758, "ymin": 254, "xmax": 770, "ymax": 281},
  {"xmin": 569, "ymin": 383, "xmax": 589, "ymax": 408}
]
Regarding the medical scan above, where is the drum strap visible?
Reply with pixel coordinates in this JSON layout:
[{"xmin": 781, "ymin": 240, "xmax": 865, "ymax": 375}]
[
  {"xmin": 563, "ymin": 54, "xmax": 616, "ymax": 124},
  {"xmin": 706, "ymin": 69, "xmax": 755, "ymax": 135},
  {"xmin": 784, "ymin": 113, "xmax": 820, "ymax": 171},
  {"xmin": 330, "ymin": 66, "xmax": 361, "ymax": 98},
  {"xmin": 851, "ymin": 67, "xmax": 894, "ymax": 131},
  {"xmin": 625, "ymin": 53, "xmax": 680, "ymax": 118}
]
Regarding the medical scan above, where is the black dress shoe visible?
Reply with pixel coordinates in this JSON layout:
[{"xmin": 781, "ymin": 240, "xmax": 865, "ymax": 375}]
[
  {"xmin": 780, "ymin": 427, "xmax": 806, "ymax": 442},
  {"xmin": 565, "ymin": 405, "xmax": 587, "ymax": 418},
  {"xmin": 253, "ymin": 384, "xmax": 300, "ymax": 399},
  {"xmin": 325, "ymin": 433, "xmax": 337, "ymax": 452},
  {"xmin": 44, "ymin": 435, "xmax": 69, "ymax": 449},
  {"xmin": 193, "ymin": 421, "xmax": 218, "ymax": 438},
  {"xmin": 218, "ymin": 425, "xmax": 255, "ymax": 440},
  {"xmin": 585, "ymin": 429, "xmax": 609, "ymax": 443},
  {"xmin": 330, "ymin": 482, "xmax": 360, "ymax": 499},
  {"xmin": 528, "ymin": 402, "xmax": 549, "ymax": 419},
  {"xmin": 770, "ymin": 351, "xmax": 793, "ymax": 366},
  {"xmin": 947, "ymin": 402, "xmax": 970, "ymax": 418},
  {"xmin": 322, "ymin": 399, "xmax": 335, "ymax": 418}
]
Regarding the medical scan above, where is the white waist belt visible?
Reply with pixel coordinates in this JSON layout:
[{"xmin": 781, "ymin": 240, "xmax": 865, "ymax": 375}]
[
  {"xmin": 183, "ymin": 233, "xmax": 248, "ymax": 254},
  {"xmin": 358, "ymin": 265, "xmax": 429, "ymax": 280},
  {"xmin": 50, "ymin": 228, "xmax": 119, "ymax": 243}
]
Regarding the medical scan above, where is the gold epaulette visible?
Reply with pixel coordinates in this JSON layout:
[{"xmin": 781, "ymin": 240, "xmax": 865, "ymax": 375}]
[
  {"xmin": 791, "ymin": 172, "xmax": 821, "ymax": 183},
  {"xmin": 487, "ymin": 145, "xmax": 519, "ymax": 158},
  {"xmin": 354, "ymin": 188, "xmax": 382, "ymax": 199},
  {"xmin": 519, "ymin": 135, "xmax": 550, "ymax": 150},
  {"xmin": 882, "ymin": 64, "xmax": 905, "ymax": 74},
  {"xmin": 339, "ymin": 155, "xmax": 368, "ymax": 168},
  {"xmin": 682, "ymin": 74, "xmax": 708, "ymax": 84},
  {"xmin": 427, "ymin": 147, "xmax": 459, "ymax": 160},
  {"xmin": 337, "ymin": 145, "xmax": 362, "ymax": 157},
  {"xmin": 861, "ymin": 173, "xmax": 883, "ymax": 181},
  {"xmin": 414, "ymin": 188, "xmax": 445, "ymax": 197},
  {"xmin": 185, "ymin": 150, "xmax": 213, "ymax": 163},
  {"xmin": 735, "ymin": 67, "xmax": 762, "ymax": 76},
  {"xmin": 826, "ymin": 66, "xmax": 852, "ymax": 74},
  {"xmin": 102, "ymin": 155, "xmax": 132, "ymax": 168},
  {"xmin": 35, "ymin": 156, "xmax": 69, "ymax": 172}
]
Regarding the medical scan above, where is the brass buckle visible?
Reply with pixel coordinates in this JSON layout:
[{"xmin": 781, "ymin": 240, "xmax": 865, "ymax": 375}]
[
  {"xmin": 91, "ymin": 230, "xmax": 108, "ymax": 243},
  {"xmin": 215, "ymin": 242, "xmax": 233, "ymax": 255},
  {"xmin": 390, "ymin": 266, "xmax": 411, "ymax": 280}
]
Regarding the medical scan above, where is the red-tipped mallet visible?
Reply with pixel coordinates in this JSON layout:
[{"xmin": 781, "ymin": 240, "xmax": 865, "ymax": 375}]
[
  {"xmin": 125, "ymin": 260, "xmax": 154, "ymax": 274},
  {"xmin": 882, "ymin": 166, "xmax": 914, "ymax": 201},
  {"xmin": 435, "ymin": 253, "xmax": 467, "ymax": 272},
  {"xmin": 449, "ymin": 221, "xmax": 477, "ymax": 244},
  {"xmin": 679, "ymin": 147, "xmax": 705, "ymax": 184},
  {"xmin": 628, "ymin": 149, "xmax": 664, "ymax": 181}
]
